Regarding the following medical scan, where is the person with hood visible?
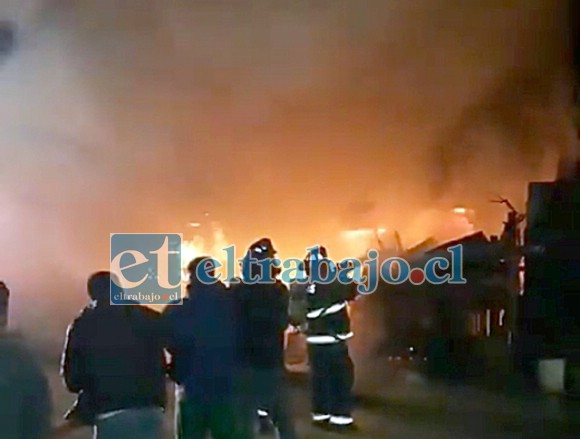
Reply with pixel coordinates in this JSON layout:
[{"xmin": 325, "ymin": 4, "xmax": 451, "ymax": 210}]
[
  {"xmin": 61, "ymin": 271, "xmax": 166, "ymax": 439},
  {"xmin": 164, "ymin": 257, "xmax": 238, "ymax": 439}
]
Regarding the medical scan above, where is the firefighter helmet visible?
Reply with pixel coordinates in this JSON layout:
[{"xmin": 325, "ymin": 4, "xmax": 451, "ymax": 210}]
[
  {"xmin": 303, "ymin": 245, "xmax": 330, "ymax": 276},
  {"xmin": 248, "ymin": 237, "xmax": 277, "ymax": 259},
  {"xmin": 243, "ymin": 238, "xmax": 279, "ymax": 280},
  {"xmin": 304, "ymin": 245, "xmax": 328, "ymax": 264}
]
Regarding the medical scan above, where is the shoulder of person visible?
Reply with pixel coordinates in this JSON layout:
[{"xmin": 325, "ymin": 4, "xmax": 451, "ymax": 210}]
[
  {"xmin": 226, "ymin": 279, "xmax": 241, "ymax": 292},
  {"xmin": 0, "ymin": 333, "xmax": 44, "ymax": 376},
  {"xmin": 230, "ymin": 281, "xmax": 251, "ymax": 298},
  {"xmin": 331, "ymin": 280, "xmax": 356, "ymax": 300},
  {"xmin": 211, "ymin": 281, "xmax": 231, "ymax": 296},
  {"xmin": 290, "ymin": 281, "xmax": 307, "ymax": 293},
  {"xmin": 133, "ymin": 304, "xmax": 162, "ymax": 319},
  {"xmin": 163, "ymin": 297, "xmax": 188, "ymax": 312},
  {"xmin": 0, "ymin": 331, "xmax": 27, "ymax": 355},
  {"xmin": 215, "ymin": 279, "xmax": 228, "ymax": 289},
  {"xmin": 68, "ymin": 304, "xmax": 96, "ymax": 329},
  {"xmin": 329, "ymin": 279, "xmax": 347, "ymax": 291},
  {"xmin": 275, "ymin": 280, "xmax": 289, "ymax": 294}
]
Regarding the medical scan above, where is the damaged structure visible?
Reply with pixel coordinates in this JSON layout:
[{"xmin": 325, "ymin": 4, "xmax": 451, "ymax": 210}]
[
  {"xmin": 520, "ymin": 164, "xmax": 580, "ymax": 395},
  {"xmin": 366, "ymin": 170, "xmax": 578, "ymax": 392},
  {"xmin": 370, "ymin": 223, "xmax": 520, "ymax": 385},
  {"xmin": 364, "ymin": 3, "xmax": 580, "ymax": 395}
]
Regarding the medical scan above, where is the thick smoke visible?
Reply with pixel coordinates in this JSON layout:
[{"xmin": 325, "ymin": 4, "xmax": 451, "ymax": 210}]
[{"xmin": 0, "ymin": 0, "xmax": 572, "ymax": 342}]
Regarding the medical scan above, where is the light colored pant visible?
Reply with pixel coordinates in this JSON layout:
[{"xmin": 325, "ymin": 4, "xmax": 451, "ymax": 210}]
[{"xmin": 94, "ymin": 407, "xmax": 164, "ymax": 439}]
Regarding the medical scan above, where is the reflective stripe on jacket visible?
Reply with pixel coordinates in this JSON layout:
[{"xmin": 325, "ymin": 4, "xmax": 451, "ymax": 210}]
[{"xmin": 305, "ymin": 282, "xmax": 353, "ymax": 345}]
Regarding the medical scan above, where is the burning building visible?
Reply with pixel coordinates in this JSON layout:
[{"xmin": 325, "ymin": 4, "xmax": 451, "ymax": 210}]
[
  {"xmin": 351, "ymin": 2, "xmax": 580, "ymax": 394},
  {"xmin": 355, "ymin": 1, "xmax": 580, "ymax": 391},
  {"xmin": 353, "ymin": 225, "xmax": 517, "ymax": 385}
]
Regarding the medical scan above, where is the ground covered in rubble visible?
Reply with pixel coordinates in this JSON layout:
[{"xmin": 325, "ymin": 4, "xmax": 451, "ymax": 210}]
[{"xmin": 45, "ymin": 360, "xmax": 579, "ymax": 439}]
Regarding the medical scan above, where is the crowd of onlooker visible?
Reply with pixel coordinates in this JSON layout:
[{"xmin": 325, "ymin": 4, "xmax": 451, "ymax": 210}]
[{"xmin": 0, "ymin": 238, "xmax": 358, "ymax": 439}]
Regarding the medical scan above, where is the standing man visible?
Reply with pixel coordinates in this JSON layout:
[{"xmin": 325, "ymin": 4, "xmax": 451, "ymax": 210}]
[
  {"xmin": 61, "ymin": 271, "xmax": 167, "ymax": 439},
  {"xmin": 304, "ymin": 246, "xmax": 357, "ymax": 431},
  {"xmin": 0, "ymin": 282, "xmax": 52, "ymax": 439},
  {"xmin": 235, "ymin": 238, "xmax": 297, "ymax": 439},
  {"xmin": 164, "ymin": 257, "xmax": 238, "ymax": 439}
]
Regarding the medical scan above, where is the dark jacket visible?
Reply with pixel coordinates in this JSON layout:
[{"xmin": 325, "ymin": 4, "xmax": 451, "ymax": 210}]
[
  {"xmin": 234, "ymin": 281, "xmax": 289, "ymax": 369},
  {"xmin": 61, "ymin": 303, "xmax": 166, "ymax": 415},
  {"xmin": 163, "ymin": 282, "xmax": 238, "ymax": 402},
  {"xmin": 0, "ymin": 333, "xmax": 52, "ymax": 439}
]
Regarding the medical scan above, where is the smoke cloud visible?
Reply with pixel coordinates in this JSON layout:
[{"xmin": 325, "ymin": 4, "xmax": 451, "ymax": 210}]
[{"xmin": 0, "ymin": 0, "xmax": 572, "ymax": 340}]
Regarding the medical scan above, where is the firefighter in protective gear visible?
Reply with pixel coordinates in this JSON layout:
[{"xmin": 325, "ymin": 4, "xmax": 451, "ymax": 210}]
[{"xmin": 304, "ymin": 246, "xmax": 357, "ymax": 430}]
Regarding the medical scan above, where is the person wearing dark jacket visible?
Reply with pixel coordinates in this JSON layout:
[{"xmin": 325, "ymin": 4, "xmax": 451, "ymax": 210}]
[
  {"xmin": 61, "ymin": 271, "xmax": 166, "ymax": 439},
  {"xmin": 163, "ymin": 257, "xmax": 238, "ymax": 439},
  {"xmin": 234, "ymin": 238, "xmax": 297, "ymax": 439}
]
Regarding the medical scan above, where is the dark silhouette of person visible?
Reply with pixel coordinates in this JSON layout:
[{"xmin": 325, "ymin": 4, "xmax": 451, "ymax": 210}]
[
  {"xmin": 0, "ymin": 282, "xmax": 52, "ymax": 439},
  {"xmin": 61, "ymin": 271, "xmax": 166, "ymax": 439},
  {"xmin": 233, "ymin": 239, "xmax": 297, "ymax": 439},
  {"xmin": 163, "ymin": 257, "xmax": 238, "ymax": 439}
]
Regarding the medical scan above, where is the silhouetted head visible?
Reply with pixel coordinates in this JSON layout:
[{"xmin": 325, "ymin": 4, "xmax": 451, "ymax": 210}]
[
  {"xmin": 87, "ymin": 271, "xmax": 116, "ymax": 304},
  {"xmin": 248, "ymin": 238, "xmax": 277, "ymax": 259},
  {"xmin": 187, "ymin": 256, "xmax": 217, "ymax": 285},
  {"xmin": 304, "ymin": 245, "xmax": 331, "ymax": 279},
  {"xmin": 244, "ymin": 237, "xmax": 280, "ymax": 280},
  {"xmin": 337, "ymin": 260, "xmax": 353, "ymax": 270}
]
